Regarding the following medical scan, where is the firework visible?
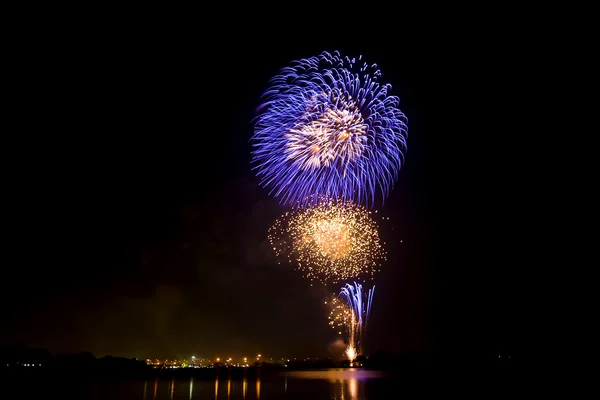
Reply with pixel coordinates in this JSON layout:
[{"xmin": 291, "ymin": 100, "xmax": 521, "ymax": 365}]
[
  {"xmin": 268, "ymin": 198, "xmax": 386, "ymax": 285},
  {"xmin": 339, "ymin": 282, "xmax": 375, "ymax": 357},
  {"xmin": 326, "ymin": 295, "xmax": 352, "ymax": 334},
  {"xmin": 345, "ymin": 345, "xmax": 357, "ymax": 363},
  {"xmin": 252, "ymin": 50, "xmax": 408, "ymax": 209}
]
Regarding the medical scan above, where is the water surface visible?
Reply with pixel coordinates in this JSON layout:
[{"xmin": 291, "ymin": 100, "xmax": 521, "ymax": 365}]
[{"xmin": 14, "ymin": 368, "xmax": 394, "ymax": 399}]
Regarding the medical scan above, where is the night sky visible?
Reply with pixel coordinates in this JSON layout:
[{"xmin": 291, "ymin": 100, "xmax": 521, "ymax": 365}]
[{"xmin": 2, "ymin": 21, "xmax": 529, "ymax": 364}]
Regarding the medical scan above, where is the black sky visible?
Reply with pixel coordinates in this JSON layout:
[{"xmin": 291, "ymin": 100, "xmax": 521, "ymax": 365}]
[{"xmin": 2, "ymin": 18, "xmax": 533, "ymax": 363}]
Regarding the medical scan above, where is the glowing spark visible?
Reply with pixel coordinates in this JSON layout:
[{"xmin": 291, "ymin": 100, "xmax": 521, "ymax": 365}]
[
  {"xmin": 328, "ymin": 295, "xmax": 353, "ymax": 330},
  {"xmin": 268, "ymin": 198, "xmax": 386, "ymax": 284},
  {"xmin": 345, "ymin": 345, "xmax": 357, "ymax": 363}
]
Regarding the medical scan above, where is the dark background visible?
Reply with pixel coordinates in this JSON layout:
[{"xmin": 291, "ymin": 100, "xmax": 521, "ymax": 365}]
[{"xmin": 1, "ymin": 14, "xmax": 539, "ymax": 366}]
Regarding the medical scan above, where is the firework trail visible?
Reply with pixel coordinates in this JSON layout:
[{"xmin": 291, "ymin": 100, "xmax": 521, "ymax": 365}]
[
  {"xmin": 252, "ymin": 50, "xmax": 408, "ymax": 209},
  {"xmin": 337, "ymin": 282, "xmax": 375, "ymax": 360},
  {"xmin": 268, "ymin": 197, "xmax": 386, "ymax": 285}
]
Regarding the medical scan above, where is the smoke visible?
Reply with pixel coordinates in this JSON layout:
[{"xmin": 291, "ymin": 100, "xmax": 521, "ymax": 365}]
[{"xmin": 327, "ymin": 338, "xmax": 346, "ymax": 362}]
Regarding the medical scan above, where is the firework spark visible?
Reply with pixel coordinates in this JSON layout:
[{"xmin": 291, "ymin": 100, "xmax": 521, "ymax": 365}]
[
  {"xmin": 345, "ymin": 345, "xmax": 357, "ymax": 364},
  {"xmin": 268, "ymin": 198, "xmax": 386, "ymax": 285},
  {"xmin": 327, "ymin": 295, "xmax": 352, "ymax": 333},
  {"xmin": 252, "ymin": 50, "xmax": 408, "ymax": 209}
]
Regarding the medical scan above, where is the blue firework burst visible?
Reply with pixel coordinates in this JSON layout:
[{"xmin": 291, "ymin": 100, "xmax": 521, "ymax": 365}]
[{"xmin": 251, "ymin": 50, "xmax": 408, "ymax": 209}]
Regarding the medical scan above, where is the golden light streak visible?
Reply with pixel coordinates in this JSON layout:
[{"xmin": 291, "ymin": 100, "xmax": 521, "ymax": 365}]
[
  {"xmin": 345, "ymin": 345, "xmax": 356, "ymax": 363},
  {"xmin": 348, "ymin": 378, "xmax": 358, "ymax": 400}
]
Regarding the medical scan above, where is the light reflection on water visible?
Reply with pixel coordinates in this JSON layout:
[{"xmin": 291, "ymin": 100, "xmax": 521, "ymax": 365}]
[
  {"xmin": 281, "ymin": 368, "xmax": 386, "ymax": 400},
  {"xmin": 136, "ymin": 369, "xmax": 385, "ymax": 399},
  {"xmin": 281, "ymin": 368, "xmax": 387, "ymax": 380},
  {"xmin": 11, "ymin": 368, "xmax": 391, "ymax": 399}
]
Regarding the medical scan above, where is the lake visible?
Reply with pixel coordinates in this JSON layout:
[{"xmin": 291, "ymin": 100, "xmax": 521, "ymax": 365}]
[
  {"xmin": 2, "ymin": 365, "xmax": 517, "ymax": 398},
  {"xmin": 7, "ymin": 368, "xmax": 399, "ymax": 399}
]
